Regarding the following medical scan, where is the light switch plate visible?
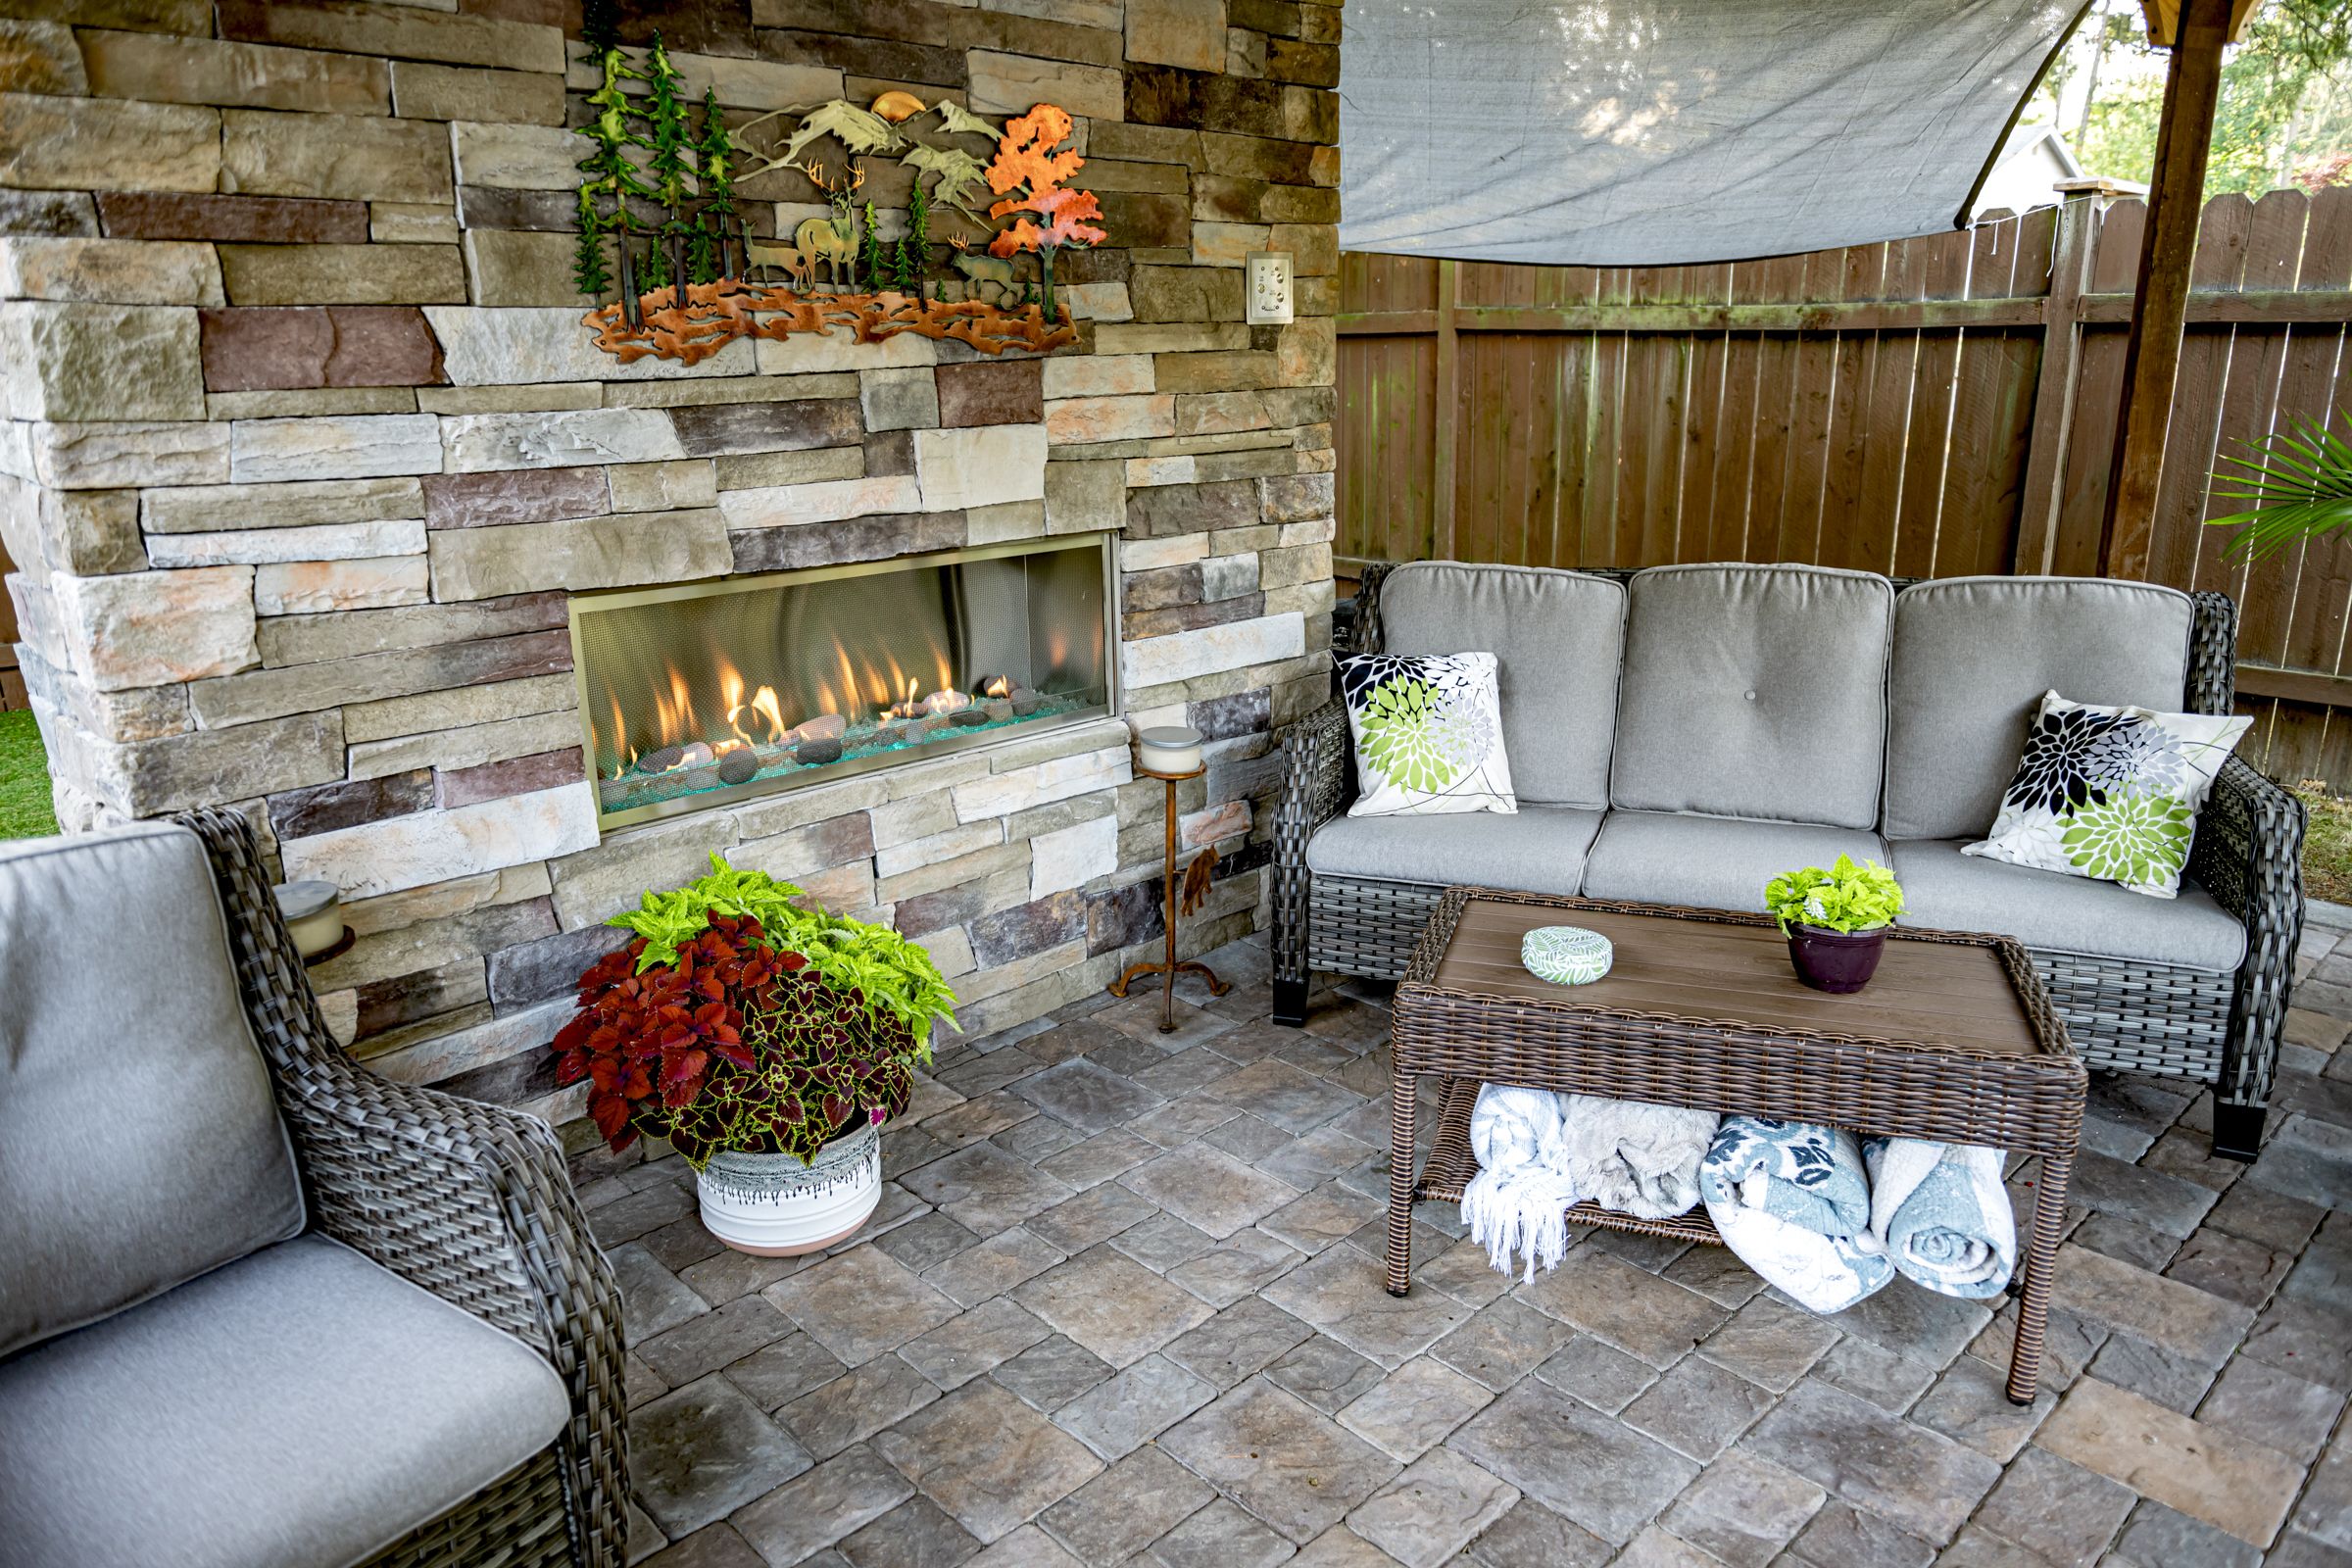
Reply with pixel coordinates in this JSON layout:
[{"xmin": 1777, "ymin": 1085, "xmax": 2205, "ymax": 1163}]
[{"xmin": 1244, "ymin": 251, "xmax": 1294, "ymax": 324}]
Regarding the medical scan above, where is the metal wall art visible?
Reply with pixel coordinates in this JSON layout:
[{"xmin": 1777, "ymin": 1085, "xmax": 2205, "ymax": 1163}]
[{"xmin": 570, "ymin": 11, "xmax": 1102, "ymax": 366}]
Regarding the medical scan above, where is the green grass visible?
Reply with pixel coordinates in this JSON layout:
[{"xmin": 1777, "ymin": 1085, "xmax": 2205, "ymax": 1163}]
[
  {"xmin": 0, "ymin": 709, "xmax": 59, "ymax": 840},
  {"xmin": 2295, "ymin": 780, "xmax": 2352, "ymax": 907}
]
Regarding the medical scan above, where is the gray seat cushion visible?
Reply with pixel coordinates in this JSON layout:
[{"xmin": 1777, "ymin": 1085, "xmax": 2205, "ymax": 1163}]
[
  {"xmin": 1611, "ymin": 564, "xmax": 1893, "ymax": 829},
  {"xmin": 0, "ymin": 1231, "xmax": 570, "ymax": 1568},
  {"xmin": 1379, "ymin": 562, "xmax": 1626, "ymax": 808},
  {"xmin": 1308, "ymin": 804, "xmax": 1606, "ymax": 897},
  {"xmin": 1580, "ymin": 810, "xmax": 1890, "ymax": 912},
  {"xmin": 0, "ymin": 823, "xmax": 303, "ymax": 1358},
  {"xmin": 1884, "ymin": 576, "xmax": 2194, "ymax": 841},
  {"xmin": 1889, "ymin": 838, "xmax": 2245, "ymax": 971}
]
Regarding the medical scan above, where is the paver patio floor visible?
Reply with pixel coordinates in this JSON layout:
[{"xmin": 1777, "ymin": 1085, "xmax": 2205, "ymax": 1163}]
[{"xmin": 594, "ymin": 912, "xmax": 2352, "ymax": 1567}]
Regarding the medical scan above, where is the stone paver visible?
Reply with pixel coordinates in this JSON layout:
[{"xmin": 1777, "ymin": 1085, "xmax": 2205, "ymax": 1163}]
[
  {"xmin": 1346, "ymin": 1446, "xmax": 1519, "ymax": 1568},
  {"xmin": 872, "ymin": 1380, "xmax": 1104, "ymax": 1543},
  {"xmin": 1160, "ymin": 1378, "xmax": 1402, "ymax": 1544},
  {"xmin": 592, "ymin": 930, "xmax": 2352, "ymax": 1565},
  {"xmin": 761, "ymin": 1247, "xmax": 959, "ymax": 1366},
  {"xmin": 629, "ymin": 1374, "xmax": 812, "ymax": 1540}
]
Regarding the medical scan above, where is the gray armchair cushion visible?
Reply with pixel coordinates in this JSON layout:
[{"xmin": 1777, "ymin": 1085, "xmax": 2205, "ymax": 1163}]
[
  {"xmin": 1307, "ymin": 805, "xmax": 1605, "ymax": 896},
  {"xmin": 1380, "ymin": 562, "xmax": 1626, "ymax": 808},
  {"xmin": 0, "ymin": 823, "xmax": 303, "ymax": 1359},
  {"xmin": 1610, "ymin": 564, "xmax": 1893, "ymax": 829},
  {"xmin": 1888, "ymin": 838, "xmax": 2245, "ymax": 971},
  {"xmin": 0, "ymin": 1231, "xmax": 570, "ymax": 1568},
  {"xmin": 1581, "ymin": 810, "xmax": 1890, "ymax": 912},
  {"xmin": 1884, "ymin": 576, "xmax": 2193, "ymax": 841}
]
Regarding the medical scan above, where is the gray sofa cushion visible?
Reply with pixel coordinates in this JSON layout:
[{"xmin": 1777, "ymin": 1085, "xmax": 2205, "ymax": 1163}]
[
  {"xmin": 1885, "ymin": 576, "xmax": 2194, "ymax": 841},
  {"xmin": 1611, "ymin": 564, "xmax": 1893, "ymax": 829},
  {"xmin": 1888, "ymin": 838, "xmax": 2245, "ymax": 971},
  {"xmin": 1379, "ymin": 562, "xmax": 1627, "ymax": 808},
  {"xmin": 1580, "ymin": 810, "xmax": 1889, "ymax": 912},
  {"xmin": 0, "ymin": 823, "xmax": 304, "ymax": 1359},
  {"xmin": 1309, "ymin": 805, "xmax": 1605, "ymax": 897},
  {"xmin": 0, "ymin": 1231, "xmax": 569, "ymax": 1568}
]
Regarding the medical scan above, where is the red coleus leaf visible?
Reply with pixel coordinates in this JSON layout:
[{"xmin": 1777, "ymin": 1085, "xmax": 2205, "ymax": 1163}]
[
  {"xmin": 590, "ymin": 1090, "xmax": 631, "ymax": 1141},
  {"xmin": 776, "ymin": 951, "xmax": 808, "ymax": 971}
]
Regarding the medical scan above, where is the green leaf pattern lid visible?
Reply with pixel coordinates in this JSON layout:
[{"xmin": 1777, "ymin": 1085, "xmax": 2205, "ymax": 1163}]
[{"xmin": 1521, "ymin": 925, "xmax": 1612, "ymax": 986}]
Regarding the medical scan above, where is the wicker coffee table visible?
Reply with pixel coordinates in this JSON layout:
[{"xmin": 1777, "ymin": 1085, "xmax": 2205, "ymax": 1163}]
[{"xmin": 1388, "ymin": 889, "xmax": 2085, "ymax": 1404}]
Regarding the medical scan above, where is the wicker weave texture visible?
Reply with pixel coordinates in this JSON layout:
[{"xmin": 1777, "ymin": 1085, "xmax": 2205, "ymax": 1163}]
[
  {"xmin": 365, "ymin": 1452, "xmax": 572, "ymax": 1568},
  {"xmin": 177, "ymin": 808, "xmax": 628, "ymax": 1568}
]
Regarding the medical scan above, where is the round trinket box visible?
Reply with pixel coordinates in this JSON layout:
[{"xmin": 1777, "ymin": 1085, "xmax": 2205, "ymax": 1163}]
[{"xmin": 1521, "ymin": 924, "xmax": 1613, "ymax": 986}]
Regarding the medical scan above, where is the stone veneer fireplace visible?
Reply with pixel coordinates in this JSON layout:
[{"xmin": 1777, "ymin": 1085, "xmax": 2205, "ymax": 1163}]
[
  {"xmin": 0, "ymin": 0, "xmax": 1340, "ymax": 1168},
  {"xmin": 577, "ymin": 535, "xmax": 1116, "ymax": 830}
]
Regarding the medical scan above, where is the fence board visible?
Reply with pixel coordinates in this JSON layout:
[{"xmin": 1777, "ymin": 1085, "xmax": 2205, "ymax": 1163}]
[{"xmin": 1339, "ymin": 188, "xmax": 2352, "ymax": 785}]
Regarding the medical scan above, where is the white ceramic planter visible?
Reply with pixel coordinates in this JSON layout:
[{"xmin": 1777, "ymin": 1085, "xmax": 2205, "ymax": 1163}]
[{"xmin": 695, "ymin": 1121, "xmax": 881, "ymax": 1256}]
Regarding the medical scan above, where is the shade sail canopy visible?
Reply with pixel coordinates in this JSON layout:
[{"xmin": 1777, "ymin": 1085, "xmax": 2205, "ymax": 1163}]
[{"xmin": 1339, "ymin": 0, "xmax": 2088, "ymax": 267}]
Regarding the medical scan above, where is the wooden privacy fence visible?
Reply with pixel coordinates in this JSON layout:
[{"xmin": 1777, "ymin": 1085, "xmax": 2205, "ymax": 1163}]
[{"xmin": 1337, "ymin": 187, "xmax": 2352, "ymax": 786}]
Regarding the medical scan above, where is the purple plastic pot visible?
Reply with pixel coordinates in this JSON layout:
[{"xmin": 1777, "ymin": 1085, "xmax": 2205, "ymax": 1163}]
[{"xmin": 1786, "ymin": 923, "xmax": 1887, "ymax": 994}]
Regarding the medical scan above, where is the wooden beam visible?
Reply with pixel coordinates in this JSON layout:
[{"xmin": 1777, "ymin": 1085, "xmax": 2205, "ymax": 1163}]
[
  {"xmin": 1333, "ymin": 289, "xmax": 2352, "ymax": 339},
  {"xmin": 2234, "ymin": 662, "xmax": 2352, "ymax": 708},
  {"xmin": 2016, "ymin": 197, "xmax": 2097, "ymax": 574},
  {"xmin": 1432, "ymin": 258, "xmax": 1459, "ymax": 561},
  {"xmin": 2098, "ymin": 0, "xmax": 2232, "ymax": 580}
]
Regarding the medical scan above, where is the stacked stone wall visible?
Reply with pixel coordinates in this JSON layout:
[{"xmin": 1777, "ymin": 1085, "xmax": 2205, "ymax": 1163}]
[{"xmin": 0, "ymin": 0, "xmax": 1338, "ymax": 1153}]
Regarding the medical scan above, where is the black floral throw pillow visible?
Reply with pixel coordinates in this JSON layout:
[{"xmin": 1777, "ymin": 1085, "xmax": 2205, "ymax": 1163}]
[{"xmin": 1964, "ymin": 691, "xmax": 2250, "ymax": 899}]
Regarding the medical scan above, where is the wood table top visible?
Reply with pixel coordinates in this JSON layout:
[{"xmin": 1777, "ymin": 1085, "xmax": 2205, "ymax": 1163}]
[{"xmin": 1419, "ymin": 894, "xmax": 2050, "ymax": 1058}]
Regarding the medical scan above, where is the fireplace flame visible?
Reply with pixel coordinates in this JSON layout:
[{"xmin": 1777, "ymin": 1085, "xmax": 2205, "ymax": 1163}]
[
  {"xmin": 651, "ymin": 665, "xmax": 698, "ymax": 748},
  {"xmin": 982, "ymin": 675, "xmax": 1011, "ymax": 699},
  {"xmin": 717, "ymin": 659, "xmax": 788, "ymax": 747}
]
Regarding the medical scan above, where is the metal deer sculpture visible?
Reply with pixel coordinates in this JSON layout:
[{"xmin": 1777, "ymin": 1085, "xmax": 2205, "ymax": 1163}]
[
  {"xmin": 793, "ymin": 159, "xmax": 863, "ymax": 290},
  {"xmin": 743, "ymin": 237, "xmax": 814, "ymax": 292},
  {"xmin": 949, "ymin": 235, "xmax": 1015, "ymax": 299}
]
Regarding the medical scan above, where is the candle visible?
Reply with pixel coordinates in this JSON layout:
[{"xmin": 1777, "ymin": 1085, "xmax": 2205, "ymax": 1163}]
[
  {"xmin": 274, "ymin": 879, "xmax": 343, "ymax": 959},
  {"xmin": 1137, "ymin": 724, "xmax": 1202, "ymax": 775}
]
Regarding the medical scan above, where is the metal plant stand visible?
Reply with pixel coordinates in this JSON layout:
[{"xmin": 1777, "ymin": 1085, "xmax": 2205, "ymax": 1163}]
[{"xmin": 1108, "ymin": 766, "xmax": 1230, "ymax": 1032}]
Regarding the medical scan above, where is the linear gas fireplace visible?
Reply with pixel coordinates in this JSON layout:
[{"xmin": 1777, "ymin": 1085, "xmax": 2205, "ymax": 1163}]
[{"xmin": 571, "ymin": 534, "xmax": 1117, "ymax": 831}]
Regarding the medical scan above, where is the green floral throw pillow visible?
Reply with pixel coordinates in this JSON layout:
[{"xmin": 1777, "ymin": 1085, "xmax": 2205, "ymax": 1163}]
[
  {"xmin": 1340, "ymin": 652, "xmax": 1517, "ymax": 817},
  {"xmin": 1963, "ymin": 690, "xmax": 2250, "ymax": 899}
]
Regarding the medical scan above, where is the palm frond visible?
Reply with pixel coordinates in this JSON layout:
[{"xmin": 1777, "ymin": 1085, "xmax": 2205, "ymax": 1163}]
[{"xmin": 2207, "ymin": 412, "xmax": 2352, "ymax": 561}]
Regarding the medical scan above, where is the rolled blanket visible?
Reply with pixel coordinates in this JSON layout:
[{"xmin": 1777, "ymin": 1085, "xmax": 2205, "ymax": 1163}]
[
  {"xmin": 1560, "ymin": 1094, "xmax": 1718, "ymax": 1220},
  {"xmin": 1865, "ymin": 1137, "xmax": 2016, "ymax": 1298},
  {"xmin": 1460, "ymin": 1084, "xmax": 1583, "ymax": 1283},
  {"xmin": 1700, "ymin": 1117, "xmax": 1893, "ymax": 1315}
]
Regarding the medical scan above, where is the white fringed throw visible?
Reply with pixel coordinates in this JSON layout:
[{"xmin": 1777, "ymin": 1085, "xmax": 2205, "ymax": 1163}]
[{"xmin": 1460, "ymin": 1084, "xmax": 1583, "ymax": 1282}]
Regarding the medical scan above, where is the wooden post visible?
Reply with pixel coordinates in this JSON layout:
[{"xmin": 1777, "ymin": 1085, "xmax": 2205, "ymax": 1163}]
[
  {"xmin": 1432, "ymin": 258, "xmax": 1459, "ymax": 560},
  {"xmin": 2015, "ymin": 197, "xmax": 2097, "ymax": 574},
  {"xmin": 2096, "ymin": 0, "xmax": 2233, "ymax": 579}
]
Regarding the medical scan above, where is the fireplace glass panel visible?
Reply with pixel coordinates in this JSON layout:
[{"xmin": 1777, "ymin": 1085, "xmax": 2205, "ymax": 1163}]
[{"xmin": 572, "ymin": 534, "xmax": 1115, "ymax": 830}]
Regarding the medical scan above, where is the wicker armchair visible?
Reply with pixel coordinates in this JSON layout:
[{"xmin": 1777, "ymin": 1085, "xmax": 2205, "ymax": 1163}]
[
  {"xmin": 1274, "ymin": 564, "xmax": 2306, "ymax": 1160},
  {"xmin": 173, "ymin": 807, "xmax": 629, "ymax": 1568}
]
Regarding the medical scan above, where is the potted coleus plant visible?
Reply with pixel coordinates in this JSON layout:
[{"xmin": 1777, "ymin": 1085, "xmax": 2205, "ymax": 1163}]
[
  {"xmin": 1763, "ymin": 855, "xmax": 1905, "ymax": 994},
  {"xmin": 552, "ymin": 855, "xmax": 957, "ymax": 1255}
]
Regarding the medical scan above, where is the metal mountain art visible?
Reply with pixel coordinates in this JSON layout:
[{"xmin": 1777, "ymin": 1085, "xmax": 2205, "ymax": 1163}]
[{"xmin": 572, "ymin": 66, "xmax": 1092, "ymax": 366}]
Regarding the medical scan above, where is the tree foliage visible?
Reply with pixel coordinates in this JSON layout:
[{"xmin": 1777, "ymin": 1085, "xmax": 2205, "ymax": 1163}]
[
  {"xmin": 2039, "ymin": 0, "xmax": 2352, "ymax": 197},
  {"xmin": 983, "ymin": 104, "xmax": 1105, "ymax": 318}
]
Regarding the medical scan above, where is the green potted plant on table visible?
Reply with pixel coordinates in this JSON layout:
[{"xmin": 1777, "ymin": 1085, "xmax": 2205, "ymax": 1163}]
[
  {"xmin": 552, "ymin": 855, "xmax": 957, "ymax": 1255},
  {"xmin": 1763, "ymin": 855, "xmax": 1905, "ymax": 994}
]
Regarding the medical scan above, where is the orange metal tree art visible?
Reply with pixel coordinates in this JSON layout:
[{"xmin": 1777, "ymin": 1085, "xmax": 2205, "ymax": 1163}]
[
  {"xmin": 984, "ymin": 105, "xmax": 1105, "ymax": 322},
  {"xmin": 582, "ymin": 98, "xmax": 1091, "ymax": 367}
]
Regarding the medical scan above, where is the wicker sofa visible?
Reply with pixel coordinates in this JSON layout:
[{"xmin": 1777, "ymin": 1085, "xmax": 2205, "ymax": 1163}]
[
  {"xmin": 1272, "ymin": 561, "xmax": 2305, "ymax": 1160},
  {"xmin": 0, "ymin": 808, "xmax": 625, "ymax": 1568}
]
